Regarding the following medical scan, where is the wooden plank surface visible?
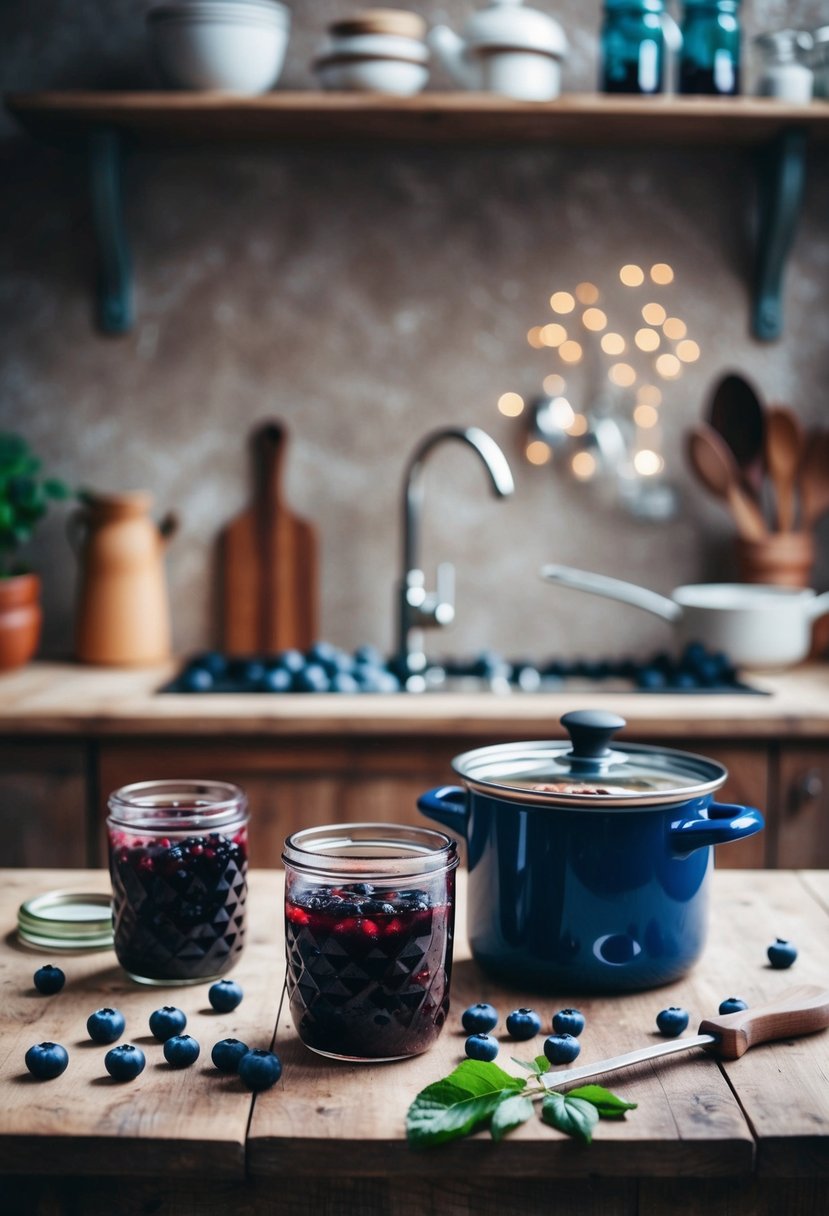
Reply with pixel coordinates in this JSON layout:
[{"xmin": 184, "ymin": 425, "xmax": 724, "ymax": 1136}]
[
  {"xmin": 1, "ymin": 869, "xmax": 828, "ymax": 1189},
  {"xmin": 6, "ymin": 92, "xmax": 829, "ymax": 149},
  {"xmin": 0, "ymin": 661, "xmax": 827, "ymax": 740},
  {"xmin": 0, "ymin": 869, "xmax": 283, "ymax": 1177}
]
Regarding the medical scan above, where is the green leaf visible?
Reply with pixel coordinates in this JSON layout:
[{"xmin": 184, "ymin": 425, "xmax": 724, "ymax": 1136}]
[
  {"xmin": 541, "ymin": 1093, "xmax": 600, "ymax": 1145},
  {"xmin": 511, "ymin": 1056, "xmax": 546, "ymax": 1076},
  {"xmin": 490, "ymin": 1094, "xmax": 535, "ymax": 1142},
  {"xmin": 406, "ymin": 1061, "xmax": 525, "ymax": 1148},
  {"xmin": 535, "ymin": 1054, "xmax": 550, "ymax": 1073},
  {"xmin": 567, "ymin": 1085, "xmax": 638, "ymax": 1119}
]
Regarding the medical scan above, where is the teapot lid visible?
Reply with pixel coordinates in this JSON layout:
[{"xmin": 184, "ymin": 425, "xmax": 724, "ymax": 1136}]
[
  {"xmin": 451, "ymin": 710, "xmax": 727, "ymax": 807},
  {"xmin": 464, "ymin": 0, "xmax": 568, "ymax": 57}
]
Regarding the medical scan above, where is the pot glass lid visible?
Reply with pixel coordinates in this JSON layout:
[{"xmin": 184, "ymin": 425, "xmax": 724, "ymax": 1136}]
[
  {"xmin": 453, "ymin": 710, "xmax": 727, "ymax": 806},
  {"xmin": 17, "ymin": 890, "xmax": 114, "ymax": 951}
]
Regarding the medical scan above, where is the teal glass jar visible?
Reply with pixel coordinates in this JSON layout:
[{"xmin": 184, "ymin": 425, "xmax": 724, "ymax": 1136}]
[
  {"xmin": 600, "ymin": 0, "xmax": 666, "ymax": 95},
  {"xmin": 679, "ymin": 0, "xmax": 741, "ymax": 95}
]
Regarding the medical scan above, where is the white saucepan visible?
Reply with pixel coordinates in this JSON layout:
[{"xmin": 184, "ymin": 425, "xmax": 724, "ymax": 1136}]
[{"xmin": 541, "ymin": 564, "xmax": 829, "ymax": 669}]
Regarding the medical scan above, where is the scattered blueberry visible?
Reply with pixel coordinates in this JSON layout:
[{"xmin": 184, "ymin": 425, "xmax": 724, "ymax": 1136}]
[
  {"xmin": 238, "ymin": 1048, "xmax": 282, "ymax": 1091},
  {"xmin": 656, "ymin": 1007, "xmax": 690, "ymax": 1037},
  {"xmin": 33, "ymin": 965, "xmax": 65, "ymax": 995},
  {"xmin": 767, "ymin": 938, "xmax": 798, "ymax": 969},
  {"xmin": 197, "ymin": 651, "xmax": 228, "ymax": 679},
  {"xmin": 180, "ymin": 665, "xmax": 214, "ymax": 692},
  {"xmin": 261, "ymin": 666, "xmax": 293, "ymax": 693},
  {"xmin": 330, "ymin": 671, "xmax": 360, "ymax": 693},
  {"xmin": 505, "ymin": 1008, "xmax": 542, "ymax": 1041},
  {"xmin": 149, "ymin": 1006, "xmax": 187, "ymax": 1041},
  {"xmin": 465, "ymin": 1033, "xmax": 499, "ymax": 1062},
  {"xmin": 163, "ymin": 1034, "xmax": 201, "ymax": 1069},
  {"xmin": 552, "ymin": 1008, "xmax": 585, "ymax": 1037},
  {"xmin": 104, "ymin": 1043, "xmax": 145, "ymax": 1081},
  {"xmin": 543, "ymin": 1034, "xmax": 581, "ymax": 1065},
  {"xmin": 293, "ymin": 664, "xmax": 330, "ymax": 693},
  {"xmin": 718, "ymin": 997, "xmax": 749, "ymax": 1015},
  {"xmin": 86, "ymin": 1007, "xmax": 126, "ymax": 1044},
  {"xmin": 211, "ymin": 1038, "xmax": 250, "ymax": 1074},
  {"xmin": 461, "ymin": 1003, "xmax": 498, "ymax": 1034},
  {"xmin": 25, "ymin": 1042, "xmax": 69, "ymax": 1080},
  {"xmin": 276, "ymin": 649, "xmax": 306, "ymax": 674},
  {"xmin": 208, "ymin": 979, "xmax": 244, "ymax": 1013}
]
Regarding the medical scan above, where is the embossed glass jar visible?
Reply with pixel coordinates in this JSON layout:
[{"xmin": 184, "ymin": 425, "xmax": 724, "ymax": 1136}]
[
  {"xmin": 283, "ymin": 823, "xmax": 458, "ymax": 1062},
  {"xmin": 107, "ymin": 780, "xmax": 248, "ymax": 985}
]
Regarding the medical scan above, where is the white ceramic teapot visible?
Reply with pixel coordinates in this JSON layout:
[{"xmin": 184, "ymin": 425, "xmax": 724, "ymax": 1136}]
[{"xmin": 429, "ymin": 0, "xmax": 567, "ymax": 101}]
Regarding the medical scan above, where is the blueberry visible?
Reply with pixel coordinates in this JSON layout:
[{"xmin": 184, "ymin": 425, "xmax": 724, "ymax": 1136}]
[
  {"xmin": 505, "ymin": 1008, "xmax": 542, "ymax": 1041},
  {"xmin": 293, "ymin": 663, "xmax": 330, "ymax": 693},
  {"xmin": 25, "ymin": 1042, "xmax": 69, "ymax": 1080},
  {"xmin": 261, "ymin": 666, "xmax": 293, "ymax": 693},
  {"xmin": 353, "ymin": 644, "xmax": 383, "ymax": 666},
  {"xmin": 163, "ymin": 1034, "xmax": 201, "ymax": 1069},
  {"xmin": 33, "ymin": 964, "xmax": 65, "ymax": 995},
  {"xmin": 350, "ymin": 882, "xmax": 374, "ymax": 896},
  {"xmin": 211, "ymin": 1038, "xmax": 250, "ymax": 1074},
  {"xmin": 767, "ymin": 938, "xmax": 798, "ymax": 969},
  {"xmin": 238, "ymin": 1048, "xmax": 282, "ymax": 1091},
  {"xmin": 149, "ymin": 1006, "xmax": 187, "ymax": 1041},
  {"xmin": 275, "ymin": 649, "xmax": 306, "ymax": 674},
  {"xmin": 461, "ymin": 1003, "xmax": 498, "ymax": 1034},
  {"xmin": 655, "ymin": 1007, "xmax": 690, "ymax": 1038},
  {"xmin": 543, "ymin": 1034, "xmax": 581, "ymax": 1065},
  {"xmin": 465, "ymin": 1033, "xmax": 499, "ymax": 1062},
  {"xmin": 86, "ymin": 1007, "xmax": 126, "ymax": 1044},
  {"xmin": 306, "ymin": 641, "xmax": 339, "ymax": 665},
  {"xmin": 197, "ymin": 651, "xmax": 228, "ymax": 678},
  {"xmin": 718, "ymin": 997, "xmax": 749, "ymax": 1015},
  {"xmin": 104, "ymin": 1043, "xmax": 145, "ymax": 1081},
  {"xmin": 237, "ymin": 659, "xmax": 266, "ymax": 688},
  {"xmin": 180, "ymin": 665, "xmax": 214, "ymax": 692},
  {"xmin": 552, "ymin": 1008, "xmax": 585, "ymax": 1037},
  {"xmin": 636, "ymin": 666, "xmax": 667, "ymax": 690},
  {"xmin": 330, "ymin": 671, "xmax": 360, "ymax": 693},
  {"xmin": 360, "ymin": 899, "xmax": 396, "ymax": 916},
  {"xmin": 209, "ymin": 979, "xmax": 244, "ymax": 1012}
]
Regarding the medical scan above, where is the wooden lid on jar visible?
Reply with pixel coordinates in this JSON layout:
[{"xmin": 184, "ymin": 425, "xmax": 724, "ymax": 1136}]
[{"xmin": 328, "ymin": 9, "xmax": 427, "ymax": 39}]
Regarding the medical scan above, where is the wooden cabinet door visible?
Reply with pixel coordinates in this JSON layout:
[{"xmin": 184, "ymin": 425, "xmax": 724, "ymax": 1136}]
[
  {"xmin": 777, "ymin": 745, "xmax": 829, "ymax": 868},
  {"xmin": 684, "ymin": 741, "xmax": 770, "ymax": 869},
  {"xmin": 0, "ymin": 741, "xmax": 90, "ymax": 867}
]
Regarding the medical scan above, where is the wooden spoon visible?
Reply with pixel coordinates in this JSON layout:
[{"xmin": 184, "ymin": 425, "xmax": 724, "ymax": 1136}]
[
  {"xmin": 799, "ymin": 428, "xmax": 829, "ymax": 529},
  {"xmin": 686, "ymin": 424, "xmax": 769, "ymax": 542},
  {"xmin": 707, "ymin": 372, "xmax": 766, "ymax": 500},
  {"xmin": 765, "ymin": 405, "xmax": 804, "ymax": 532}
]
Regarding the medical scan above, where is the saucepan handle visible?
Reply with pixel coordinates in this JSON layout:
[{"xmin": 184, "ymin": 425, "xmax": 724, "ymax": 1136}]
[
  {"xmin": 670, "ymin": 802, "xmax": 764, "ymax": 854},
  {"xmin": 417, "ymin": 786, "xmax": 469, "ymax": 838}
]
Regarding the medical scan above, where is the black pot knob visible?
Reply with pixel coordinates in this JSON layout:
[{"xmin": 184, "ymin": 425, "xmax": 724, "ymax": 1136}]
[{"xmin": 561, "ymin": 710, "xmax": 626, "ymax": 763}]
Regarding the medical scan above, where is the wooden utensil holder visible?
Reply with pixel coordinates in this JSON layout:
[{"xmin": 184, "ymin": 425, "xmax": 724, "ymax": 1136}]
[{"xmin": 735, "ymin": 531, "xmax": 814, "ymax": 588}]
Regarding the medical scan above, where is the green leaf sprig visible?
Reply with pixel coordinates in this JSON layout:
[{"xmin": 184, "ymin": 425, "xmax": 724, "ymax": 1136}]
[{"xmin": 406, "ymin": 1058, "xmax": 636, "ymax": 1149}]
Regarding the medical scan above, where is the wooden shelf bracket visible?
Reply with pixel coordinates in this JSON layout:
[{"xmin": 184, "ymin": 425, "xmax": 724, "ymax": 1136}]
[
  {"xmin": 752, "ymin": 126, "xmax": 808, "ymax": 342},
  {"xmin": 88, "ymin": 129, "xmax": 132, "ymax": 335}
]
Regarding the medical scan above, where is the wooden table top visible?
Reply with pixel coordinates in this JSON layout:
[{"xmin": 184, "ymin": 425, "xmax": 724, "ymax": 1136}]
[
  {"xmin": 1, "ymin": 660, "xmax": 828, "ymax": 739},
  {"xmin": 1, "ymin": 868, "xmax": 828, "ymax": 1185}
]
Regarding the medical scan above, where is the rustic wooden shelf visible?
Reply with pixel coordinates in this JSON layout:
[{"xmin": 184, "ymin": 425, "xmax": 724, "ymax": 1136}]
[
  {"xmin": 6, "ymin": 90, "xmax": 829, "ymax": 147},
  {"xmin": 6, "ymin": 91, "xmax": 829, "ymax": 337}
]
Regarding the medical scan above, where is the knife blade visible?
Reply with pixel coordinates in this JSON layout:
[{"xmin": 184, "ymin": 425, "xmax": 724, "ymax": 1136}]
[{"xmin": 540, "ymin": 984, "xmax": 829, "ymax": 1091}]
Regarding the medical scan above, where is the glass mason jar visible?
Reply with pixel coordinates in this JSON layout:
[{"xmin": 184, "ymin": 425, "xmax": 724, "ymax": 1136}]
[
  {"xmin": 679, "ymin": 0, "xmax": 741, "ymax": 95},
  {"xmin": 812, "ymin": 27, "xmax": 829, "ymax": 99},
  {"xmin": 283, "ymin": 823, "xmax": 458, "ymax": 1062},
  {"xmin": 107, "ymin": 780, "xmax": 249, "ymax": 985},
  {"xmin": 600, "ymin": 0, "xmax": 666, "ymax": 95}
]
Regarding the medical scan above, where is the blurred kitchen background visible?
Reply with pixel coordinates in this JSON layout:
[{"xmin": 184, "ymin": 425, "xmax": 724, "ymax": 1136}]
[{"xmin": 1, "ymin": 0, "xmax": 828, "ymax": 663}]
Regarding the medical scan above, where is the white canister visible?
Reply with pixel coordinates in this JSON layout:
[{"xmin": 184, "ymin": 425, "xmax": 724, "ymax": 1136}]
[{"xmin": 754, "ymin": 29, "xmax": 814, "ymax": 103}]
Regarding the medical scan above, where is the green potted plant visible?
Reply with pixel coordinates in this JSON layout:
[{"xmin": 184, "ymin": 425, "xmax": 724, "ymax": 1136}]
[{"xmin": 0, "ymin": 433, "xmax": 71, "ymax": 671}]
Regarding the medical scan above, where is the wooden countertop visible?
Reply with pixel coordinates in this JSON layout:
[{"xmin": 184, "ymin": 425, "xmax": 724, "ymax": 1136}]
[
  {"xmin": 1, "ymin": 867, "xmax": 828, "ymax": 1212},
  {"xmin": 0, "ymin": 660, "xmax": 828, "ymax": 740}
]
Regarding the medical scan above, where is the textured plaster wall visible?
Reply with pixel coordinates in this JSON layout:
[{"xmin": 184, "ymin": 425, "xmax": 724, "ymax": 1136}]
[{"xmin": 1, "ymin": 1, "xmax": 828, "ymax": 662}]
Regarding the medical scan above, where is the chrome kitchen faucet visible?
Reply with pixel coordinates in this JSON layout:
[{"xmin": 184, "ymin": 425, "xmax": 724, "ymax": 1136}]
[{"xmin": 395, "ymin": 426, "xmax": 515, "ymax": 690}]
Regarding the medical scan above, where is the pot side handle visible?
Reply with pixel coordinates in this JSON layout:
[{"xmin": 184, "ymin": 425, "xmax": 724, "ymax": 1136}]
[
  {"xmin": 417, "ymin": 786, "xmax": 468, "ymax": 838},
  {"xmin": 670, "ymin": 802, "xmax": 764, "ymax": 853},
  {"xmin": 540, "ymin": 564, "xmax": 682, "ymax": 623}
]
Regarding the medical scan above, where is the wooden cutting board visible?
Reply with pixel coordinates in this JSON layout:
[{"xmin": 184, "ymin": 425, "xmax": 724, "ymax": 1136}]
[{"xmin": 220, "ymin": 421, "xmax": 318, "ymax": 654}]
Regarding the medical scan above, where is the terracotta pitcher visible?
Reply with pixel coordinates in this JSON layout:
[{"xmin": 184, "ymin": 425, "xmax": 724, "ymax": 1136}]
[{"xmin": 70, "ymin": 491, "xmax": 178, "ymax": 666}]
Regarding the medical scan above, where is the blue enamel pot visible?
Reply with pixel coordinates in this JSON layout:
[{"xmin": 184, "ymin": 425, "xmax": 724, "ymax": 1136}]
[{"xmin": 418, "ymin": 710, "xmax": 764, "ymax": 992}]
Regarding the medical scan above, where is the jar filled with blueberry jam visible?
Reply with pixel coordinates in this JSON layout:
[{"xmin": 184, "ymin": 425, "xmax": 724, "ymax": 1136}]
[
  {"xmin": 107, "ymin": 780, "xmax": 248, "ymax": 985},
  {"xmin": 283, "ymin": 823, "xmax": 458, "ymax": 1062}
]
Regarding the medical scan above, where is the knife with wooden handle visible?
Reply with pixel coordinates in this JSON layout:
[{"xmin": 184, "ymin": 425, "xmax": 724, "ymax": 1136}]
[{"xmin": 541, "ymin": 985, "xmax": 829, "ymax": 1091}]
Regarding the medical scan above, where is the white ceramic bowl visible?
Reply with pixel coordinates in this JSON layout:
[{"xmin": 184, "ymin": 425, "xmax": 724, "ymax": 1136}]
[
  {"xmin": 313, "ymin": 55, "xmax": 429, "ymax": 95},
  {"xmin": 149, "ymin": 1, "xmax": 289, "ymax": 24},
  {"xmin": 148, "ymin": 10, "xmax": 290, "ymax": 92}
]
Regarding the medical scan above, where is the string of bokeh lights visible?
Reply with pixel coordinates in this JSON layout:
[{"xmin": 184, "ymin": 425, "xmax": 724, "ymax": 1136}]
[{"xmin": 496, "ymin": 262, "xmax": 700, "ymax": 483}]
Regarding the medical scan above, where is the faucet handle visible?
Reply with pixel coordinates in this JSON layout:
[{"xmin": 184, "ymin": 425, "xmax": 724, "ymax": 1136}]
[{"xmin": 434, "ymin": 562, "xmax": 455, "ymax": 625}]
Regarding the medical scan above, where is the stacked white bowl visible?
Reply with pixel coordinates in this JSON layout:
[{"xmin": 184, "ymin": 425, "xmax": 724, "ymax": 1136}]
[
  {"xmin": 313, "ymin": 9, "xmax": 430, "ymax": 96},
  {"xmin": 147, "ymin": 0, "xmax": 291, "ymax": 93}
]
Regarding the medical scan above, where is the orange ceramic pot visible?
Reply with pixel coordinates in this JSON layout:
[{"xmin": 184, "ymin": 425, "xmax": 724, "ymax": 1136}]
[
  {"xmin": 0, "ymin": 572, "xmax": 42, "ymax": 671},
  {"xmin": 71, "ymin": 491, "xmax": 178, "ymax": 666}
]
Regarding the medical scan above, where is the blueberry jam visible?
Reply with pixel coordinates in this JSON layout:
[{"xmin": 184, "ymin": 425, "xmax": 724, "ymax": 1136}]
[
  {"xmin": 109, "ymin": 829, "xmax": 248, "ymax": 983},
  {"xmin": 285, "ymin": 880, "xmax": 455, "ymax": 1060}
]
